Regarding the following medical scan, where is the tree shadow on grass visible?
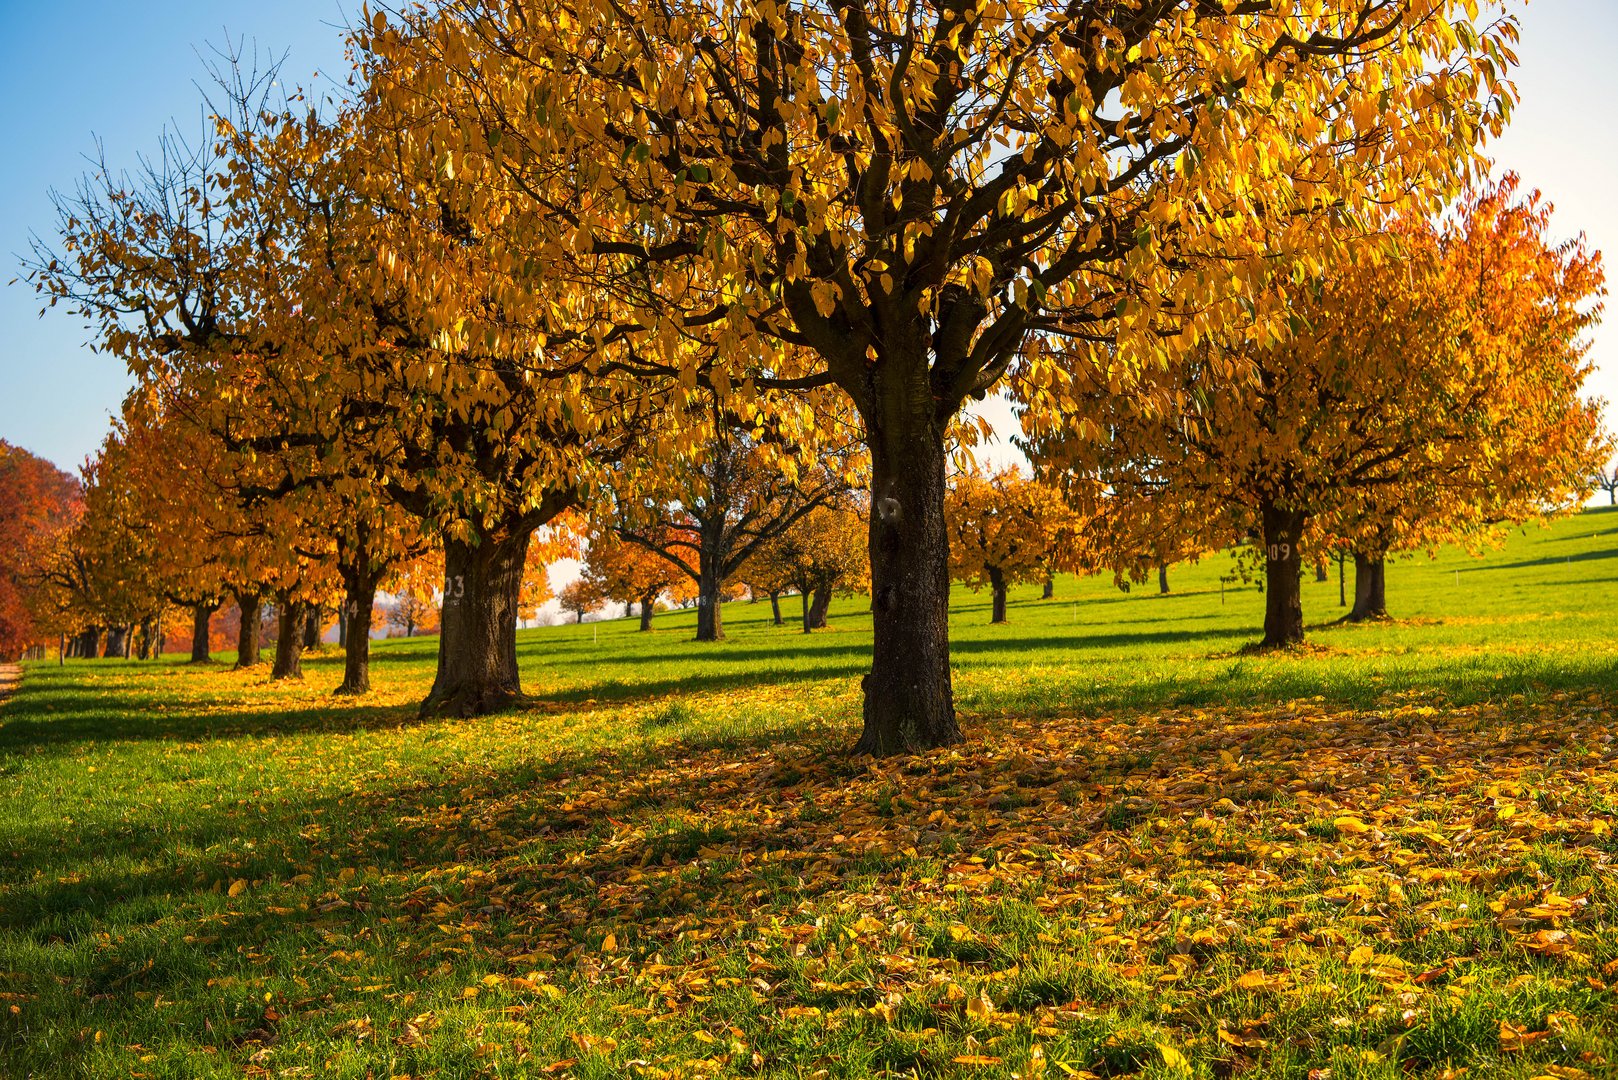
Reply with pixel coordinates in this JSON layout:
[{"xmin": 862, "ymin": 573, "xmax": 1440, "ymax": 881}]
[{"xmin": 5, "ymin": 681, "xmax": 1610, "ymax": 1076}]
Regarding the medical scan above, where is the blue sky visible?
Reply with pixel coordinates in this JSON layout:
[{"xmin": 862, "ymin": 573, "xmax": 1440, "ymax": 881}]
[{"xmin": 3, "ymin": 2, "xmax": 1616, "ymax": 475}]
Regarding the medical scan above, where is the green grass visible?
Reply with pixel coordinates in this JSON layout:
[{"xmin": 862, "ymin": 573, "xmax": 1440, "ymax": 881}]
[{"xmin": 2, "ymin": 509, "xmax": 1617, "ymax": 1079}]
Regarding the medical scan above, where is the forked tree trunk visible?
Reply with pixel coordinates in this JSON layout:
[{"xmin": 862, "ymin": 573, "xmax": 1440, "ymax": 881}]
[
  {"xmin": 271, "ymin": 599, "xmax": 307, "ymax": 680},
  {"xmin": 1348, "ymin": 554, "xmax": 1388, "ymax": 622},
  {"xmin": 419, "ymin": 528, "xmax": 530, "ymax": 717},
  {"xmin": 639, "ymin": 590, "xmax": 657, "ymax": 632},
  {"xmin": 770, "ymin": 590, "xmax": 783, "ymax": 626},
  {"xmin": 808, "ymin": 586, "xmax": 831, "ymax": 629},
  {"xmin": 233, "ymin": 591, "xmax": 264, "ymax": 668},
  {"xmin": 1260, "ymin": 500, "xmax": 1307, "ymax": 648},
  {"xmin": 191, "ymin": 602, "xmax": 218, "ymax": 663},
  {"xmin": 854, "ymin": 407, "xmax": 961, "ymax": 755},
  {"xmin": 1158, "ymin": 565, "xmax": 1170, "ymax": 595},
  {"xmin": 989, "ymin": 567, "xmax": 1008, "ymax": 624}
]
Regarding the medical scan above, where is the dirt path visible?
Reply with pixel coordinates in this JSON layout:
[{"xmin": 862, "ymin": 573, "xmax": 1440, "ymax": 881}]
[{"xmin": 0, "ymin": 663, "xmax": 20, "ymax": 709}]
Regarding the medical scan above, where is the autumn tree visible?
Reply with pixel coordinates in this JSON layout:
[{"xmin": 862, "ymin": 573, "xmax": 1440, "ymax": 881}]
[
  {"xmin": 582, "ymin": 530, "xmax": 683, "ymax": 631},
  {"xmin": 364, "ymin": 0, "xmax": 1511, "ymax": 752},
  {"xmin": 606, "ymin": 394, "xmax": 861, "ymax": 641},
  {"xmin": 1594, "ymin": 462, "xmax": 1618, "ymax": 507},
  {"xmin": 0, "ymin": 443, "xmax": 80, "ymax": 661},
  {"xmin": 750, "ymin": 503, "xmax": 869, "ymax": 632},
  {"xmin": 557, "ymin": 578, "xmax": 605, "ymax": 624},
  {"xmin": 946, "ymin": 468, "xmax": 1072, "ymax": 624},
  {"xmin": 1026, "ymin": 179, "xmax": 1606, "ymax": 646}
]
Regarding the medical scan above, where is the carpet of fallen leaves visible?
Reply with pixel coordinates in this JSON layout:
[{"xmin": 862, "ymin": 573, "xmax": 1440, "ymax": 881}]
[{"xmin": 7, "ymin": 680, "xmax": 1618, "ymax": 1080}]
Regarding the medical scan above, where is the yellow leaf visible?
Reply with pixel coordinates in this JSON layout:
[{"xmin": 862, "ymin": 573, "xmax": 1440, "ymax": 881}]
[
  {"xmin": 953, "ymin": 1055, "xmax": 1003, "ymax": 1066},
  {"xmin": 1347, "ymin": 945, "xmax": 1376, "ymax": 967},
  {"xmin": 227, "ymin": 879, "xmax": 247, "ymax": 898},
  {"xmin": 1334, "ymin": 816, "xmax": 1371, "ymax": 834},
  {"xmin": 1234, "ymin": 970, "xmax": 1289, "ymax": 992},
  {"xmin": 601, "ymin": 933, "xmax": 616, "ymax": 954},
  {"xmin": 965, "ymin": 993, "xmax": 994, "ymax": 1022},
  {"xmin": 1158, "ymin": 1042, "xmax": 1190, "ymax": 1071}
]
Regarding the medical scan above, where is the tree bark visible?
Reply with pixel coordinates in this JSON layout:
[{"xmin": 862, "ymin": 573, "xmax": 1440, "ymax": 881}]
[
  {"xmin": 638, "ymin": 590, "xmax": 657, "ymax": 632},
  {"xmin": 694, "ymin": 536, "xmax": 725, "ymax": 641},
  {"xmin": 989, "ymin": 566, "xmax": 1008, "ymax": 624},
  {"xmin": 800, "ymin": 589, "xmax": 812, "ymax": 634},
  {"xmin": 1260, "ymin": 499, "xmax": 1307, "ymax": 648},
  {"xmin": 1338, "ymin": 554, "xmax": 1347, "ymax": 607},
  {"xmin": 809, "ymin": 586, "xmax": 831, "ymax": 629},
  {"xmin": 1158, "ymin": 565, "xmax": 1170, "ymax": 595},
  {"xmin": 104, "ymin": 625, "xmax": 127, "ymax": 659},
  {"xmin": 271, "ymin": 599, "xmax": 307, "ymax": 680},
  {"xmin": 1347, "ymin": 554, "xmax": 1388, "ymax": 622},
  {"xmin": 233, "ymin": 590, "xmax": 263, "ymax": 669},
  {"xmin": 1042, "ymin": 576, "xmax": 1054, "ymax": 600},
  {"xmin": 189, "ymin": 602, "xmax": 217, "ymax": 663},
  {"xmin": 419, "ymin": 528, "xmax": 530, "ymax": 717},
  {"xmin": 854, "ymin": 406, "xmax": 961, "ymax": 755},
  {"xmin": 303, "ymin": 608, "xmax": 323, "ymax": 649},
  {"xmin": 337, "ymin": 578, "xmax": 377, "ymax": 696},
  {"xmin": 1315, "ymin": 558, "xmax": 1329, "ymax": 582},
  {"xmin": 769, "ymin": 590, "xmax": 783, "ymax": 626}
]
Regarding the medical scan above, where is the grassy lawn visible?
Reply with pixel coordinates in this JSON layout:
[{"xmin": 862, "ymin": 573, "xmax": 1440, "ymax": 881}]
[{"xmin": 3, "ymin": 508, "xmax": 1617, "ymax": 1079}]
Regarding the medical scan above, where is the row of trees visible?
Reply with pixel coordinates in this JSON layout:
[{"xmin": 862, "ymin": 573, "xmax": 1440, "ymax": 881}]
[{"xmin": 12, "ymin": 0, "xmax": 1609, "ymax": 755}]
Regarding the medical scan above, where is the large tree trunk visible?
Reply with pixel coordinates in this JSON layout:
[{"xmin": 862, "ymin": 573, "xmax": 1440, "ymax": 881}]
[
  {"xmin": 855, "ymin": 406, "xmax": 960, "ymax": 755},
  {"xmin": 694, "ymin": 537, "xmax": 725, "ymax": 642},
  {"xmin": 809, "ymin": 586, "xmax": 831, "ymax": 629},
  {"xmin": 1158, "ymin": 565, "xmax": 1170, "ymax": 595},
  {"xmin": 104, "ymin": 625, "xmax": 127, "ymax": 659},
  {"xmin": 303, "ymin": 608, "xmax": 323, "ymax": 649},
  {"xmin": 233, "ymin": 590, "xmax": 263, "ymax": 669},
  {"xmin": 639, "ymin": 590, "xmax": 657, "ymax": 632},
  {"xmin": 1347, "ymin": 554, "xmax": 1388, "ymax": 622},
  {"xmin": 337, "ymin": 572, "xmax": 378, "ymax": 696},
  {"xmin": 989, "ymin": 567, "xmax": 1008, "ymax": 624},
  {"xmin": 419, "ymin": 528, "xmax": 530, "ymax": 717},
  {"xmin": 271, "ymin": 599, "xmax": 307, "ymax": 680},
  {"xmin": 769, "ymin": 590, "xmax": 783, "ymax": 626},
  {"xmin": 1260, "ymin": 500, "xmax": 1307, "ymax": 648},
  {"xmin": 190, "ymin": 602, "xmax": 218, "ymax": 663},
  {"xmin": 1042, "ymin": 576, "xmax": 1054, "ymax": 600}
]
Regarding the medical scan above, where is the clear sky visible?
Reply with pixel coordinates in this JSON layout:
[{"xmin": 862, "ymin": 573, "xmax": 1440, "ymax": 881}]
[{"xmin": 2, "ymin": 2, "xmax": 1616, "ymax": 476}]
